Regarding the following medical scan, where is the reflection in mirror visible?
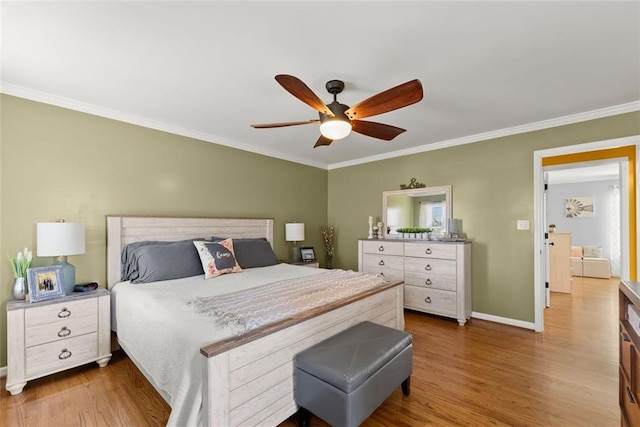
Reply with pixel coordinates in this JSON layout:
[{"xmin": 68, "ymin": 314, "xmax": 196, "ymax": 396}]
[{"xmin": 382, "ymin": 186, "xmax": 452, "ymax": 236}]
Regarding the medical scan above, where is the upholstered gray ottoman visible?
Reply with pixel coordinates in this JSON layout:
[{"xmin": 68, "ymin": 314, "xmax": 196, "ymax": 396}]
[{"xmin": 294, "ymin": 321, "xmax": 412, "ymax": 427}]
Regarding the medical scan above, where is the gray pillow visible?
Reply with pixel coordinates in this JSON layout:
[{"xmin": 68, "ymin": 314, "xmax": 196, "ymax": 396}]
[
  {"xmin": 121, "ymin": 239, "xmax": 205, "ymax": 280},
  {"xmin": 129, "ymin": 240, "xmax": 205, "ymax": 283},
  {"xmin": 211, "ymin": 237, "xmax": 278, "ymax": 269}
]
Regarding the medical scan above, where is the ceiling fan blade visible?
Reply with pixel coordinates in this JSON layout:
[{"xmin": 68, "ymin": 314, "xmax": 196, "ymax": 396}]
[
  {"xmin": 251, "ymin": 120, "xmax": 319, "ymax": 129},
  {"xmin": 345, "ymin": 79, "xmax": 423, "ymax": 120},
  {"xmin": 314, "ymin": 135, "xmax": 333, "ymax": 148},
  {"xmin": 275, "ymin": 75, "xmax": 334, "ymax": 117},
  {"xmin": 352, "ymin": 120, "xmax": 406, "ymax": 141}
]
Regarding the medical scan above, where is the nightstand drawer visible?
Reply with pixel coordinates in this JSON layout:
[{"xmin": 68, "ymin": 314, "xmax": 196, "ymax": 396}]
[
  {"xmin": 26, "ymin": 332, "xmax": 98, "ymax": 378},
  {"xmin": 26, "ymin": 317, "xmax": 97, "ymax": 347},
  {"xmin": 25, "ymin": 298, "xmax": 96, "ymax": 327}
]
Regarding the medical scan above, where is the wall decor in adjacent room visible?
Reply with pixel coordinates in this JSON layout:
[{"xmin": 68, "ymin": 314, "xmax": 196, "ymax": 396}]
[{"xmin": 565, "ymin": 196, "xmax": 594, "ymax": 218}]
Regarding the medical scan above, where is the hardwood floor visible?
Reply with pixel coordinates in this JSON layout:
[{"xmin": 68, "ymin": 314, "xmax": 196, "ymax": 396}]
[{"xmin": 1, "ymin": 277, "xmax": 619, "ymax": 426}]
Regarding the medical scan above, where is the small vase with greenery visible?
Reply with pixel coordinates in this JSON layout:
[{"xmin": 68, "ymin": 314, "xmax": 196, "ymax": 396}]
[{"xmin": 9, "ymin": 247, "xmax": 32, "ymax": 300}]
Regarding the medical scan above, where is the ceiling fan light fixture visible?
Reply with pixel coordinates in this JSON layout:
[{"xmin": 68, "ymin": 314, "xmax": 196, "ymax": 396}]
[{"xmin": 319, "ymin": 119, "xmax": 352, "ymax": 140}]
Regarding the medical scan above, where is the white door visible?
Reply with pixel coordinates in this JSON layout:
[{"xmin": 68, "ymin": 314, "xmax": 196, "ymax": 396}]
[{"xmin": 543, "ymin": 172, "xmax": 551, "ymax": 307}]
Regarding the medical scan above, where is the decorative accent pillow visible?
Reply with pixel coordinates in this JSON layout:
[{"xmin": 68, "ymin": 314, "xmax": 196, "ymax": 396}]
[
  {"xmin": 583, "ymin": 246, "xmax": 603, "ymax": 258},
  {"xmin": 570, "ymin": 246, "xmax": 583, "ymax": 257},
  {"xmin": 194, "ymin": 239, "xmax": 242, "ymax": 279}
]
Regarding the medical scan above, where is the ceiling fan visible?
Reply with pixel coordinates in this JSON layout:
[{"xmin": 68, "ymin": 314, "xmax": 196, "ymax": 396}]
[{"xmin": 251, "ymin": 75, "xmax": 423, "ymax": 148}]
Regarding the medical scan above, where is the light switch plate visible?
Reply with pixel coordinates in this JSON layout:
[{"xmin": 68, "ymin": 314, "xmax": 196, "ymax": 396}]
[{"xmin": 517, "ymin": 220, "xmax": 530, "ymax": 230}]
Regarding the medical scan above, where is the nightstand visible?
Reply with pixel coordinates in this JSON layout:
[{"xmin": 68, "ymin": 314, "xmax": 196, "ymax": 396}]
[
  {"xmin": 288, "ymin": 261, "xmax": 320, "ymax": 268},
  {"xmin": 5, "ymin": 288, "xmax": 112, "ymax": 395}
]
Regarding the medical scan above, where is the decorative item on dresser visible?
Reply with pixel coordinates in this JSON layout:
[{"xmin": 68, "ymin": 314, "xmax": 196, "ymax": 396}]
[
  {"xmin": 618, "ymin": 280, "xmax": 640, "ymax": 426},
  {"xmin": 8, "ymin": 247, "xmax": 32, "ymax": 300},
  {"xmin": 320, "ymin": 225, "xmax": 335, "ymax": 269},
  {"xmin": 5, "ymin": 288, "xmax": 112, "ymax": 395},
  {"xmin": 358, "ymin": 239, "xmax": 471, "ymax": 325}
]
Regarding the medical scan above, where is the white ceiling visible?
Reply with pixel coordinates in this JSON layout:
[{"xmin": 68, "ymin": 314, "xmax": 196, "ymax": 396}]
[{"xmin": 2, "ymin": 1, "xmax": 639, "ymax": 169}]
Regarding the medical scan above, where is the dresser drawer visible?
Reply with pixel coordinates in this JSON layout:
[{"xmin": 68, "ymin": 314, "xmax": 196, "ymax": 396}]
[
  {"xmin": 26, "ymin": 316, "xmax": 97, "ymax": 347},
  {"xmin": 404, "ymin": 285, "xmax": 457, "ymax": 317},
  {"xmin": 621, "ymin": 369, "xmax": 640, "ymax": 427},
  {"xmin": 404, "ymin": 258, "xmax": 456, "ymax": 291},
  {"xmin": 26, "ymin": 332, "xmax": 98, "ymax": 378},
  {"xmin": 25, "ymin": 298, "xmax": 97, "ymax": 328},
  {"xmin": 404, "ymin": 243, "xmax": 457, "ymax": 260},
  {"xmin": 362, "ymin": 240, "xmax": 404, "ymax": 256},
  {"xmin": 362, "ymin": 254, "xmax": 404, "ymax": 281}
]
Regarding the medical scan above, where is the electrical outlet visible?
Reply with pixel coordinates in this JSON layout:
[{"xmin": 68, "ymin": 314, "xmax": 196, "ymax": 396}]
[{"xmin": 517, "ymin": 220, "xmax": 530, "ymax": 230}]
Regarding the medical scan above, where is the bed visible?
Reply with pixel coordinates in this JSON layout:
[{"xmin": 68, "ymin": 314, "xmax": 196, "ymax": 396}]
[{"xmin": 106, "ymin": 215, "xmax": 405, "ymax": 427}]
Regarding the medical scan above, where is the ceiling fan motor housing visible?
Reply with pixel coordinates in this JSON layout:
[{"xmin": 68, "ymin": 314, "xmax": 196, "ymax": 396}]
[{"xmin": 320, "ymin": 102, "xmax": 350, "ymax": 123}]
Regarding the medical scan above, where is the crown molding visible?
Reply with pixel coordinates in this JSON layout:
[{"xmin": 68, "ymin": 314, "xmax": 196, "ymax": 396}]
[
  {"xmin": 327, "ymin": 100, "xmax": 640, "ymax": 170},
  {"xmin": 3, "ymin": 82, "xmax": 637, "ymax": 172},
  {"xmin": 0, "ymin": 82, "xmax": 328, "ymax": 170}
]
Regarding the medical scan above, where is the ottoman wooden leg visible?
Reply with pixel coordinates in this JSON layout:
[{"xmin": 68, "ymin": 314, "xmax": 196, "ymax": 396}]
[{"xmin": 402, "ymin": 376, "xmax": 411, "ymax": 396}]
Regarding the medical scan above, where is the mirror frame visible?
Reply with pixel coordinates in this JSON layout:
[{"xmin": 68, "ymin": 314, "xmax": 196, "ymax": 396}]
[{"xmin": 382, "ymin": 185, "xmax": 452, "ymax": 235}]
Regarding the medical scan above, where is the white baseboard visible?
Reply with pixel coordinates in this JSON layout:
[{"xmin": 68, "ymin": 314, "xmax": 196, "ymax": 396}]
[
  {"xmin": 472, "ymin": 311, "xmax": 536, "ymax": 330},
  {"xmin": 0, "ymin": 366, "xmax": 7, "ymax": 378}
]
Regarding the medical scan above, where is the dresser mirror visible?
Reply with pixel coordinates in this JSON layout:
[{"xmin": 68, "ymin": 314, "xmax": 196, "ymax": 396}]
[{"xmin": 382, "ymin": 185, "xmax": 452, "ymax": 236}]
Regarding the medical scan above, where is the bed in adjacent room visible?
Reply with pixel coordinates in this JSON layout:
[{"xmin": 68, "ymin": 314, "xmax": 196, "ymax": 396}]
[{"xmin": 106, "ymin": 215, "xmax": 404, "ymax": 427}]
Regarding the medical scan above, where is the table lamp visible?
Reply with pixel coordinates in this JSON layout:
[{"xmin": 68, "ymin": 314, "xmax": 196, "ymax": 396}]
[
  {"xmin": 285, "ymin": 223, "xmax": 305, "ymax": 263},
  {"xmin": 37, "ymin": 221, "xmax": 86, "ymax": 295}
]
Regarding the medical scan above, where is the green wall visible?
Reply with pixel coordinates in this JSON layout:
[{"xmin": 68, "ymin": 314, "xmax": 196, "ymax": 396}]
[
  {"xmin": 328, "ymin": 112, "xmax": 640, "ymax": 323},
  {"xmin": 0, "ymin": 94, "xmax": 328, "ymax": 367},
  {"xmin": 1, "ymin": 93, "xmax": 638, "ymax": 369}
]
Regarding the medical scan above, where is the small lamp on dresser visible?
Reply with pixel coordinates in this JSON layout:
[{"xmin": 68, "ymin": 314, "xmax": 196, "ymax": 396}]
[
  {"xmin": 37, "ymin": 220, "xmax": 86, "ymax": 295},
  {"xmin": 286, "ymin": 223, "xmax": 305, "ymax": 263}
]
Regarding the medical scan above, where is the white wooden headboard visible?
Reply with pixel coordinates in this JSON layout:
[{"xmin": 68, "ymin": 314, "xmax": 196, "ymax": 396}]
[{"xmin": 106, "ymin": 215, "xmax": 274, "ymax": 287}]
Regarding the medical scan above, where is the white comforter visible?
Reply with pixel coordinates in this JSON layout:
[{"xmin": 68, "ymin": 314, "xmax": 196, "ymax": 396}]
[{"xmin": 110, "ymin": 263, "xmax": 326, "ymax": 427}]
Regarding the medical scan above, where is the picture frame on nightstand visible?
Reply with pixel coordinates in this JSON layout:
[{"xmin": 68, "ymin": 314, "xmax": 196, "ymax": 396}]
[
  {"xmin": 300, "ymin": 246, "xmax": 316, "ymax": 263},
  {"xmin": 27, "ymin": 265, "xmax": 65, "ymax": 302}
]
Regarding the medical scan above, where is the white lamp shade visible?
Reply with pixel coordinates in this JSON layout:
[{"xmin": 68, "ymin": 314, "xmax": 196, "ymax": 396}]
[
  {"xmin": 37, "ymin": 222, "xmax": 86, "ymax": 256},
  {"xmin": 285, "ymin": 223, "xmax": 305, "ymax": 242},
  {"xmin": 319, "ymin": 120, "xmax": 352, "ymax": 140}
]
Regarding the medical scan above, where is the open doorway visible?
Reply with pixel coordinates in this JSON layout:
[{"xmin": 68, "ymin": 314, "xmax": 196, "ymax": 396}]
[
  {"xmin": 533, "ymin": 136, "xmax": 638, "ymax": 332},
  {"xmin": 545, "ymin": 162, "xmax": 621, "ymax": 307}
]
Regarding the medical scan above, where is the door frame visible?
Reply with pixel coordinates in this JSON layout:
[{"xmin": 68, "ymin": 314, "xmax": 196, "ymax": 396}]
[{"xmin": 533, "ymin": 136, "xmax": 639, "ymax": 332}]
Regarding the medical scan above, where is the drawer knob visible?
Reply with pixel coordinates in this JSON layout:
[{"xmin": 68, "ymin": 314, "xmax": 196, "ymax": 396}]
[
  {"xmin": 425, "ymin": 279, "xmax": 432, "ymax": 286},
  {"xmin": 425, "ymin": 296, "xmax": 432, "ymax": 303},
  {"xmin": 58, "ymin": 308, "xmax": 71, "ymax": 318},
  {"xmin": 58, "ymin": 327, "xmax": 71, "ymax": 338},
  {"xmin": 58, "ymin": 348, "xmax": 72, "ymax": 360},
  {"xmin": 425, "ymin": 264, "xmax": 432, "ymax": 271},
  {"xmin": 425, "ymin": 248, "xmax": 432, "ymax": 255},
  {"xmin": 379, "ymin": 260, "xmax": 385, "ymax": 266},
  {"xmin": 378, "ymin": 246, "xmax": 385, "ymax": 252}
]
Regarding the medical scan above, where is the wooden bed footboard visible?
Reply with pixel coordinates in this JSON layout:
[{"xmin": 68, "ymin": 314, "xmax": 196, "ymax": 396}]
[{"xmin": 202, "ymin": 282, "xmax": 404, "ymax": 427}]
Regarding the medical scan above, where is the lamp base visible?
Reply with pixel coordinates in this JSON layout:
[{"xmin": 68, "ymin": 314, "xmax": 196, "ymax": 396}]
[
  {"xmin": 289, "ymin": 245, "xmax": 302, "ymax": 263},
  {"xmin": 56, "ymin": 256, "xmax": 76, "ymax": 295}
]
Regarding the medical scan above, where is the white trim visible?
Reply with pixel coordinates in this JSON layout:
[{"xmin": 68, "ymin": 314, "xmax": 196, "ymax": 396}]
[
  {"xmin": 330, "ymin": 101, "xmax": 640, "ymax": 169},
  {"xmin": 2, "ymin": 81, "xmax": 638, "ymax": 171},
  {"xmin": 0, "ymin": 82, "xmax": 328, "ymax": 170},
  {"xmin": 533, "ymin": 135, "xmax": 640, "ymax": 332},
  {"xmin": 471, "ymin": 312, "xmax": 535, "ymax": 331},
  {"xmin": 0, "ymin": 366, "xmax": 6, "ymax": 378}
]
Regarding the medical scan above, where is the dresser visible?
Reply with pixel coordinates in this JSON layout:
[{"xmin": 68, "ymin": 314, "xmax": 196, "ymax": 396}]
[
  {"xmin": 358, "ymin": 239, "xmax": 471, "ymax": 325},
  {"xmin": 5, "ymin": 289, "xmax": 112, "ymax": 395},
  {"xmin": 620, "ymin": 280, "xmax": 640, "ymax": 426}
]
